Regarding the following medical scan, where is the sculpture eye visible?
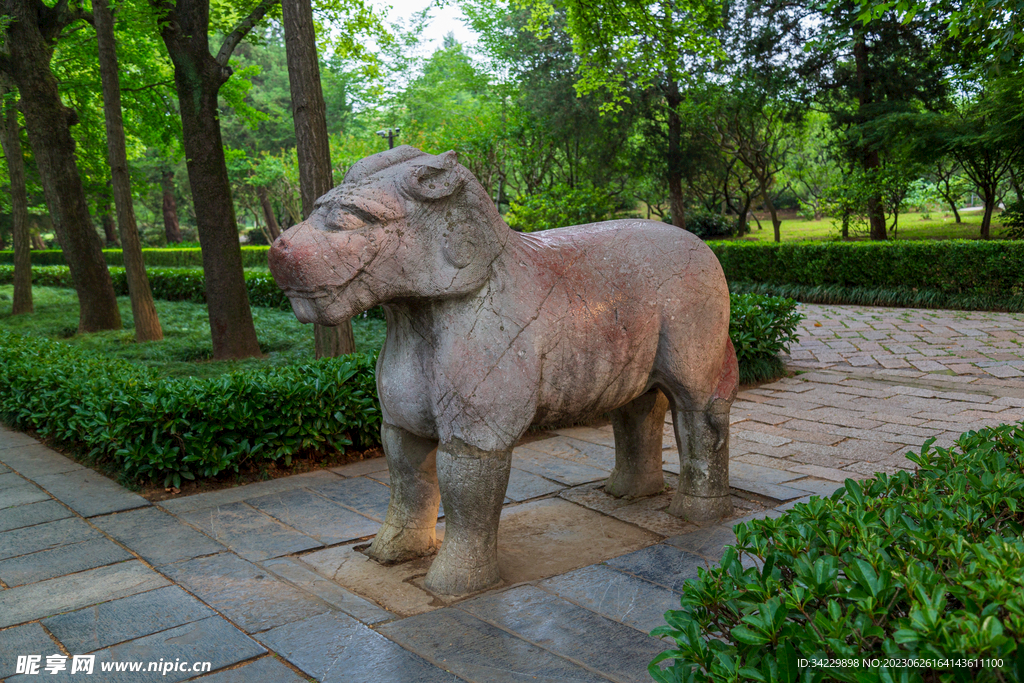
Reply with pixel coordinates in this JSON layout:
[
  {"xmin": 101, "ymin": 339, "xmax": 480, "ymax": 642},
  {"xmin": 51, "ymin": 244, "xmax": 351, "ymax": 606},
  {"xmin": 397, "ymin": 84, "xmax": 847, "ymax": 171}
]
[{"xmin": 330, "ymin": 209, "xmax": 367, "ymax": 231}]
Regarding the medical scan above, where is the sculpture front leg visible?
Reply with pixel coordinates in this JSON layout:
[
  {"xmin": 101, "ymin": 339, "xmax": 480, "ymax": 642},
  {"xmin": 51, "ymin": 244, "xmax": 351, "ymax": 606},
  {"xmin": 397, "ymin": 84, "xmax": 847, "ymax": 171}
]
[
  {"xmin": 367, "ymin": 423, "xmax": 441, "ymax": 563},
  {"xmin": 424, "ymin": 442, "xmax": 511, "ymax": 596}
]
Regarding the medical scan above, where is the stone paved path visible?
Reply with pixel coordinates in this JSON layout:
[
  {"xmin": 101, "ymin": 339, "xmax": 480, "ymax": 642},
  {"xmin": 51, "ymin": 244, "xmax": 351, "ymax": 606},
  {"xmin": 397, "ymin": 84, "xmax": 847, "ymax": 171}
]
[{"xmin": 2, "ymin": 304, "xmax": 1023, "ymax": 682}]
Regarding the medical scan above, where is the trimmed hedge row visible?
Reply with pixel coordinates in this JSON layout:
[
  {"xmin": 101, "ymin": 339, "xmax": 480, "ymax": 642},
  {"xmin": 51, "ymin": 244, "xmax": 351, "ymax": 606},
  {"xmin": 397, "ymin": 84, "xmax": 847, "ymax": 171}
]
[
  {"xmin": 0, "ymin": 264, "xmax": 291, "ymax": 310},
  {"xmin": 708, "ymin": 240, "xmax": 1024, "ymax": 300},
  {"xmin": 0, "ymin": 247, "xmax": 270, "ymax": 269},
  {"xmin": 730, "ymin": 281, "xmax": 1024, "ymax": 313},
  {"xmin": 0, "ymin": 331, "xmax": 381, "ymax": 487},
  {"xmin": 653, "ymin": 424, "xmax": 1024, "ymax": 682}
]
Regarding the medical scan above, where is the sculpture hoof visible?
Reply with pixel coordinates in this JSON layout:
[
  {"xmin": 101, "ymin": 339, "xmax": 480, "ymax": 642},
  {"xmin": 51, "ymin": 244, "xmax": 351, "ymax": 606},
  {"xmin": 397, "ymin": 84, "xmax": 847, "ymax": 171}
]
[
  {"xmin": 424, "ymin": 553, "xmax": 500, "ymax": 596},
  {"xmin": 367, "ymin": 524, "xmax": 438, "ymax": 564},
  {"xmin": 605, "ymin": 471, "xmax": 665, "ymax": 499},
  {"xmin": 667, "ymin": 493, "xmax": 732, "ymax": 523}
]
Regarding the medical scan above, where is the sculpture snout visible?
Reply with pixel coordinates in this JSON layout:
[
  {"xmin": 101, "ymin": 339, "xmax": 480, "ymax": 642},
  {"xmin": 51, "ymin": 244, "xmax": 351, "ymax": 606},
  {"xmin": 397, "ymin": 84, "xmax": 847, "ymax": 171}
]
[{"xmin": 269, "ymin": 223, "xmax": 317, "ymax": 294}]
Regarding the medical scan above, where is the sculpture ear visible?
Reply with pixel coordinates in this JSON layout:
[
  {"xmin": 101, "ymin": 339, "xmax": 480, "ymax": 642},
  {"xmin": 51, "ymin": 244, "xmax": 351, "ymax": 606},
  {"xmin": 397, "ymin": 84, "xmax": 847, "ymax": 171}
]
[
  {"xmin": 443, "ymin": 225, "xmax": 477, "ymax": 269},
  {"xmin": 409, "ymin": 151, "xmax": 463, "ymax": 200}
]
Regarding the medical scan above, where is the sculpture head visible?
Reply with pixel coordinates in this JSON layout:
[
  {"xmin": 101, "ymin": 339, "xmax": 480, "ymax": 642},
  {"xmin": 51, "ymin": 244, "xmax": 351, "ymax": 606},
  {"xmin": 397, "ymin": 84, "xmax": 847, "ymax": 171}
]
[{"xmin": 269, "ymin": 146, "xmax": 508, "ymax": 325}]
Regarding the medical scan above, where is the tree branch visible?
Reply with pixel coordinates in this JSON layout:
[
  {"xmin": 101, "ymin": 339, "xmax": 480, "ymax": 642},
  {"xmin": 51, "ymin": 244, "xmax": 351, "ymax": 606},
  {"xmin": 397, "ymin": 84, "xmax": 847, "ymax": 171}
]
[{"xmin": 215, "ymin": 0, "xmax": 279, "ymax": 67}]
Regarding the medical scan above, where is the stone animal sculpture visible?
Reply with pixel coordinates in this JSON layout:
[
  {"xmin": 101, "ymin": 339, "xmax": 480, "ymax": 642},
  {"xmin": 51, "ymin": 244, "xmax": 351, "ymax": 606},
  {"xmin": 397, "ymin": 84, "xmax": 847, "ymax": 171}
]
[{"xmin": 269, "ymin": 146, "xmax": 737, "ymax": 596}]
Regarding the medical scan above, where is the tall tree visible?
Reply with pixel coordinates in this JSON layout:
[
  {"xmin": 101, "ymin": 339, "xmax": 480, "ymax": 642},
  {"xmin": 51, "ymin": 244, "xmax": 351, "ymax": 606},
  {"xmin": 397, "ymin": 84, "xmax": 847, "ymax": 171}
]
[
  {"xmin": 151, "ymin": 0, "xmax": 276, "ymax": 358},
  {"xmin": 0, "ymin": 86, "xmax": 32, "ymax": 314},
  {"xmin": 161, "ymin": 169, "xmax": 183, "ymax": 243},
  {"xmin": 529, "ymin": 0, "xmax": 722, "ymax": 229},
  {"xmin": 281, "ymin": 0, "xmax": 355, "ymax": 358},
  {"xmin": 95, "ymin": 0, "xmax": 163, "ymax": 341},
  {"xmin": 0, "ymin": 0, "xmax": 122, "ymax": 332}
]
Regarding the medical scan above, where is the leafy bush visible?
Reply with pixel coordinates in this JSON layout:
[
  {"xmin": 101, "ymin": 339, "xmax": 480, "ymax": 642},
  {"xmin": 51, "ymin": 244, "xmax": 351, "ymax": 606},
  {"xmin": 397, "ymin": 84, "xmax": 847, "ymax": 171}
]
[
  {"xmin": 0, "ymin": 331, "xmax": 381, "ymax": 487},
  {"xmin": 505, "ymin": 183, "xmax": 617, "ymax": 232},
  {"xmin": 730, "ymin": 294, "xmax": 803, "ymax": 384},
  {"xmin": 1002, "ymin": 200, "xmax": 1024, "ymax": 240},
  {"xmin": 686, "ymin": 211, "xmax": 735, "ymax": 240},
  {"xmin": 709, "ymin": 241, "xmax": 1024, "ymax": 306},
  {"xmin": 0, "ymin": 247, "xmax": 271, "ymax": 269},
  {"xmin": 0, "ymin": 265, "xmax": 386, "ymax": 319},
  {"xmin": 652, "ymin": 422, "xmax": 1024, "ymax": 682}
]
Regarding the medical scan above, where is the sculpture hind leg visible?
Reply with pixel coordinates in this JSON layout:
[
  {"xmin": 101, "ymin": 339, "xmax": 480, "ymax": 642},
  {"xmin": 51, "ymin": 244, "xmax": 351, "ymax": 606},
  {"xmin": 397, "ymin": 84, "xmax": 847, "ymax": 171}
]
[
  {"xmin": 606, "ymin": 388, "xmax": 669, "ymax": 498},
  {"xmin": 367, "ymin": 423, "xmax": 441, "ymax": 564},
  {"xmin": 666, "ymin": 339, "xmax": 738, "ymax": 522}
]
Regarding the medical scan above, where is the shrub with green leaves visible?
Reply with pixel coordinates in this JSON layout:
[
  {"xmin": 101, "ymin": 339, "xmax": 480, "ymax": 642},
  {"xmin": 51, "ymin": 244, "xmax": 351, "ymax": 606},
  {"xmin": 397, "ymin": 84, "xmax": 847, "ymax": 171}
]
[
  {"xmin": 685, "ymin": 211, "xmax": 735, "ymax": 240},
  {"xmin": 651, "ymin": 424, "xmax": 1024, "ymax": 683},
  {"xmin": 730, "ymin": 293, "xmax": 803, "ymax": 384},
  {"xmin": 505, "ymin": 183, "xmax": 617, "ymax": 232},
  {"xmin": 1002, "ymin": 200, "xmax": 1024, "ymax": 241},
  {"xmin": 0, "ymin": 331, "xmax": 381, "ymax": 487}
]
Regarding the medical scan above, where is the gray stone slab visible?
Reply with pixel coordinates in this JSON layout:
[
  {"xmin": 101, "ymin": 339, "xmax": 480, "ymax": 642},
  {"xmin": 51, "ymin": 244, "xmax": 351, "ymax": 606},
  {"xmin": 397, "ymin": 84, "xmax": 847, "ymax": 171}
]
[
  {"xmin": 0, "ymin": 499, "xmax": 72, "ymax": 532},
  {"xmin": 504, "ymin": 467, "xmax": 564, "ymax": 502},
  {"xmin": 159, "ymin": 470, "xmax": 341, "ymax": 515},
  {"xmin": 161, "ymin": 553, "xmax": 329, "ymax": 633},
  {"xmin": 258, "ymin": 611, "xmax": 458, "ymax": 683},
  {"xmin": 786, "ymin": 478, "xmax": 846, "ymax": 498},
  {"xmin": 179, "ymin": 502, "xmax": 321, "ymax": 562},
  {"xmin": 511, "ymin": 445, "xmax": 610, "ymax": 486},
  {"xmin": 524, "ymin": 435, "xmax": 617, "ymax": 471},
  {"xmin": 0, "ymin": 444, "xmax": 84, "ymax": 477},
  {"xmin": 9, "ymin": 617, "xmax": 268, "ymax": 683},
  {"xmin": 43, "ymin": 585, "xmax": 215, "ymax": 653},
  {"xmin": 459, "ymin": 585, "xmax": 667, "ymax": 683},
  {"xmin": 247, "ymin": 488, "xmax": 380, "ymax": 545},
  {"xmin": 0, "ymin": 516, "xmax": 101, "ymax": 560},
  {"xmin": 729, "ymin": 460, "xmax": 805, "ymax": 484},
  {"xmin": 0, "ymin": 623, "xmax": 59, "ymax": 679},
  {"xmin": 663, "ymin": 525, "xmax": 738, "ymax": 561},
  {"xmin": 261, "ymin": 557, "xmax": 392, "ymax": 624},
  {"xmin": 379, "ymin": 607, "xmax": 611, "ymax": 683},
  {"xmin": 730, "ymin": 477, "xmax": 814, "ymax": 503},
  {"xmin": 538, "ymin": 564, "xmax": 682, "ymax": 634},
  {"xmin": 0, "ymin": 560, "xmax": 170, "ymax": 629},
  {"xmin": 0, "ymin": 471, "xmax": 26, "ymax": 490},
  {"xmin": 92, "ymin": 507, "xmax": 225, "ymax": 566},
  {"xmin": 304, "ymin": 477, "xmax": 392, "ymax": 522},
  {"xmin": 0, "ymin": 536, "xmax": 132, "ymax": 587},
  {"xmin": 32, "ymin": 470, "xmax": 149, "ymax": 517},
  {"xmin": 0, "ymin": 427, "xmax": 40, "ymax": 450},
  {"xmin": 188, "ymin": 657, "xmax": 308, "ymax": 683},
  {"xmin": 0, "ymin": 484, "xmax": 51, "ymax": 510},
  {"xmin": 604, "ymin": 544, "xmax": 710, "ymax": 592}
]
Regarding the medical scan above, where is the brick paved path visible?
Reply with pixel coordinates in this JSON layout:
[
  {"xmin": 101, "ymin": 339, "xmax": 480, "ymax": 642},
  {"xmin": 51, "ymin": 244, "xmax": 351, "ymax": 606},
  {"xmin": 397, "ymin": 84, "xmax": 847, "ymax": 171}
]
[{"xmin": 1, "ymin": 304, "xmax": 1022, "ymax": 682}]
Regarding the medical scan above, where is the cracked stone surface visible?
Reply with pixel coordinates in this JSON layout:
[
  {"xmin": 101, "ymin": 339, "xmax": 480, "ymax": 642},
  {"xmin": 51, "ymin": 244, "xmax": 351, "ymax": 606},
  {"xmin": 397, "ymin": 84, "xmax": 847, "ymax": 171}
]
[
  {"xmin": 1, "ymin": 303, "xmax": 1022, "ymax": 681},
  {"xmin": 269, "ymin": 146, "xmax": 738, "ymax": 594}
]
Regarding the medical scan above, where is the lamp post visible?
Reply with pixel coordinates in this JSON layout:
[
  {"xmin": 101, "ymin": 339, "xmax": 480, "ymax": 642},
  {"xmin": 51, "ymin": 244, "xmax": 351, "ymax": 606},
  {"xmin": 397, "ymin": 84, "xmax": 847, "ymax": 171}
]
[{"xmin": 376, "ymin": 128, "xmax": 401, "ymax": 149}]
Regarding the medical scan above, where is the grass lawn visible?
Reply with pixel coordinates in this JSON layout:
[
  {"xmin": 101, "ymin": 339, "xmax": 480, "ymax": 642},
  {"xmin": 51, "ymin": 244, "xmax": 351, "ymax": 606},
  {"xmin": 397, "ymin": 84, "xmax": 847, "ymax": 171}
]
[
  {"xmin": 712, "ymin": 210, "xmax": 1014, "ymax": 242},
  {"xmin": 0, "ymin": 286, "xmax": 386, "ymax": 379}
]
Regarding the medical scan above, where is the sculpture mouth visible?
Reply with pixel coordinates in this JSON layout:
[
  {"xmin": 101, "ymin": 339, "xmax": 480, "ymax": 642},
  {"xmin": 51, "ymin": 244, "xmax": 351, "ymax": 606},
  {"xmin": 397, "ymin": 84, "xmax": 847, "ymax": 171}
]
[{"xmin": 281, "ymin": 287, "xmax": 331, "ymax": 300}]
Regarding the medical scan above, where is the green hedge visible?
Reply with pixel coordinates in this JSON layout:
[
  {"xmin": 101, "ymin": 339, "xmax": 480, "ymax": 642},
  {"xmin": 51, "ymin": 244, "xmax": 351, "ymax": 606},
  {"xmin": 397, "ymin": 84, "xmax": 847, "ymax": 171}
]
[
  {"xmin": 0, "ymin": 247, "xmax": 270, "ymax": 269},
  {"xmin": 653, "ymin": 423, "xmax": 1024, "ymax": 682},
  {"xmin": 730, "ymin": 281, "xmax": 1024, "ymax": 313},
  {"xmin": 0, "ymin": 331, "xmax": 381, "ymax": 487},
  {"xmin": 0, "ymin": 265, "xmax": 291, "ymax": 310},
  {"xmin": 710, "ymin": 240, "xmax": 1024, "ymax": 310}
]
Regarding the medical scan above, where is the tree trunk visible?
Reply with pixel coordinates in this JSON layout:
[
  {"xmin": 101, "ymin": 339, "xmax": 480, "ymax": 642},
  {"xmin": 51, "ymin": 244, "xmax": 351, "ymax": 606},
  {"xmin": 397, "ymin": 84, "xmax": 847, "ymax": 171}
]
[
  {"xmin": 161, "ymin": 169, "xmax": 183, "ymax": 243},
  {"xmin": 100, "ymin": 202, "xmax": 120, "ymax": 247},
  {"xmin": 158, "ymin": 1, "xmax": 262, "ymax": 360},
  {"xmin": 980, "ymin": 187, "xmax": 995, "ymax": 239},
  {"xmin": 256, "ymin": 185, "xmax": 280, "ymax": 241},
  {"xmin": 31, "ymin": 232, "xmax": 46, "ymax": 250},
  {"xmin": 283, "ymin": 0, "xmax": 355, "ymax": 359},
  {"xmin": 665, "ymin": 90, "xmax": 687, "ymax": 231},
  {"xmin": 3, "ymin": 0, "xmax": 121, "ymax": 332},
  {"xmin": 95, "ymin": 0, "xmax": 163, "ymax": 342},
  {"xmin": 762, "ymin": 189, "xmax": 782, "ymax": 243},
  {"xmin": 0, "ymin": 91, "xmax": 32, "ymax": 314},
  {"xmin": 853, "ymin": 37, "xmax": 887, "ymax": 241}
]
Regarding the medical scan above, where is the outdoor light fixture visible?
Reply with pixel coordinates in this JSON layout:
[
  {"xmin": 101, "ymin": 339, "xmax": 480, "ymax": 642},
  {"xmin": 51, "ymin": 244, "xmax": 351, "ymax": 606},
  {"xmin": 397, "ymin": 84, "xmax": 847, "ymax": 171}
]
[{"xmin": 376, "ymin": 128, "xmax": 401, "ymax": 149}]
